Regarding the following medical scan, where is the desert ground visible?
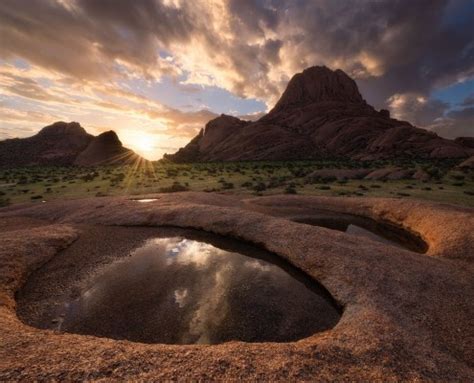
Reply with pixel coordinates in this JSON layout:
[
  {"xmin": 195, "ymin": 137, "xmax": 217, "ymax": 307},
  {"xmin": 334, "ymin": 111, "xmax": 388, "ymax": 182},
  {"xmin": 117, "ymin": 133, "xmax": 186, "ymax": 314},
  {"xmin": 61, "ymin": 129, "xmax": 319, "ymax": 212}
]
[
  {"xmin": 0, "ymin": 190, "xmax": 473, "ymax": 381},
  {"xmin": 1, "ymin": 159, "xmax": 473, "ymax": 208}
]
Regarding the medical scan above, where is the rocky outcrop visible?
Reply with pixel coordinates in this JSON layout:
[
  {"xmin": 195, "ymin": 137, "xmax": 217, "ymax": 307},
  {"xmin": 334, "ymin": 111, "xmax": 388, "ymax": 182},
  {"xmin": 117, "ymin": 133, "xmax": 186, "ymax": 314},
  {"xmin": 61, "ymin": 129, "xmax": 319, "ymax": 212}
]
[
  {"xmin": 307, "ymin": 169, "xmax": 371, "ymax": 181},
  {"xmin": 74, "ymin": 131, "xmax": 144, "ymax": 166},
  {"xmin": 0, "ymin": 194, "xmax": 473, "ymax": 380},
  {"xmin": 0, "ymin": 122, "xmax": 146, "ymax": 167},
  {"xmin": 166, "ymin": 66, "xmax": 473, "ymax": 162},
  {"xmin": 306, "ymin": 167, "xmax": 432, "ymax": 182},
  {"xmin": 0, "ymin": 122, "xmax": 93, "ymax": 166},
  {"xmin": 364, "ymin": 168, "xmax": 413, "ymax": 180},
  {"xmin": 458, "ymin": 156, "xmax": 474, "ymax": 169},
  {"xmin": 455, "ymin": 137, "xmax": 474, "ymax": 149},
  {"xmin": 270, "ymin": 67, "xmax": 363, "ymax": 112}
]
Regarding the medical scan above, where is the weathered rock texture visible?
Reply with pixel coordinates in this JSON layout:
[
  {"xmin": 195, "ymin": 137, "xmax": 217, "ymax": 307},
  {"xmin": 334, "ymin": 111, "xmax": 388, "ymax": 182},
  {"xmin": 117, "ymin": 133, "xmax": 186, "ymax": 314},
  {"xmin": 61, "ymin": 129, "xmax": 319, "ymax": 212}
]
[
  {"xmin": 0, "ymin": 193, "xmax": 473, "ymax": 381},
  {"xmin": 0, "ymin": 122, "xmax": 145, "ymax": 167},
  {"xmin": 167, "ymin": 66, "xmax": 473, "ymax": 162}
]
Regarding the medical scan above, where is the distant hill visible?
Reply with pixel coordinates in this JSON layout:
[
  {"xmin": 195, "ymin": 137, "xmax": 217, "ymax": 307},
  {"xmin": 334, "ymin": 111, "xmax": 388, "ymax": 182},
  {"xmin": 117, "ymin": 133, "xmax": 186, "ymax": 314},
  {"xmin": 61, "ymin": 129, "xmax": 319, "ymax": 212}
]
[
  {"xmin": 74, "ymin": 131, "xmax": 144, "ymax": 166},
  {"xmin": 166, "ymin": 66, "xmax": 473, "ymax": 162},
  {"xmin": 0, "ymin": 122, "xmax": 145, "ymax": 167}
]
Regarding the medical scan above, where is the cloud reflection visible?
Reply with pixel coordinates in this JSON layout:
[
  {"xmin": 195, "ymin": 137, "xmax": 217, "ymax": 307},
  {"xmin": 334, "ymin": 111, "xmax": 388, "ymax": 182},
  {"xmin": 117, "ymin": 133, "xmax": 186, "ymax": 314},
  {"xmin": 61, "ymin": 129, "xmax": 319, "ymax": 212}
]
[{"xmin": 56, "ymin": 236, "xmax": 340, "ymax": 344}]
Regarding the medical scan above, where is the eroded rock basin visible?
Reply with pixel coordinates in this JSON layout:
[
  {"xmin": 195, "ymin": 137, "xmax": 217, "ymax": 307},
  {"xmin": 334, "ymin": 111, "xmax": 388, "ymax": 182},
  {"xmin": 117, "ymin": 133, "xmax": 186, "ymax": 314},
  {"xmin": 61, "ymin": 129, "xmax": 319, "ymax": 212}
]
[
  {"xmin": 291, "ymin": 212, "xmax": 427, "ymax": 252},
  {"xmin": 17, "ymin": 226, "xmax": 341, "ymax": 345},
  {"xmin": 2, "ymin": 194, "xmax": 474, "ymax": 380}
]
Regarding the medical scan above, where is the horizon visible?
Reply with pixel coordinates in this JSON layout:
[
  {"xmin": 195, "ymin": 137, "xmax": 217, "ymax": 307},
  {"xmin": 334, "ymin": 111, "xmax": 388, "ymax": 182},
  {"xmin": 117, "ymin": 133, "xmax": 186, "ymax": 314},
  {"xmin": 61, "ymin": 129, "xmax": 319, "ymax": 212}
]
[{"xmin": 1, "ymin": 0, "xmax": 474, "ymax": 160}]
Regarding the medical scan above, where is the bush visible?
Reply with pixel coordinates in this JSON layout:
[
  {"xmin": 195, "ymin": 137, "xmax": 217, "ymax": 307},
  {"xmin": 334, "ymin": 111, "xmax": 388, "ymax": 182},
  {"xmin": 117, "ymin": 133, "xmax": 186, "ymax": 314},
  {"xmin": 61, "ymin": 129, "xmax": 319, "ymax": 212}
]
[
  {"xmin": 284, "ymin": 184, "xmax": 297, "ymax": 194},
  {"xmin": 451, "ymin": 174, "xmax": 465, "ymax": 181},
  {"xmin": 253, "ymin": 182, "xmax": 266, "ymax": 192},
  {"xmin": 159, "ymin": 182, "xmax": 189, "ymax": 193}
]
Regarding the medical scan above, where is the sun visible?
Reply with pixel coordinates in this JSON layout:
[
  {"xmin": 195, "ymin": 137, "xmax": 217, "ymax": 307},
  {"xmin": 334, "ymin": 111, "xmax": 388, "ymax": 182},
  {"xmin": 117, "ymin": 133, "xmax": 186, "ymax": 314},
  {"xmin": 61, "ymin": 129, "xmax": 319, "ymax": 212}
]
[
  {"xmin": 120, "ymin": 131, "xmax": 156, "ymax": 159},
  {"xmin": 132, "ymin": 135, "xmax": 154, "ymax": 153}
]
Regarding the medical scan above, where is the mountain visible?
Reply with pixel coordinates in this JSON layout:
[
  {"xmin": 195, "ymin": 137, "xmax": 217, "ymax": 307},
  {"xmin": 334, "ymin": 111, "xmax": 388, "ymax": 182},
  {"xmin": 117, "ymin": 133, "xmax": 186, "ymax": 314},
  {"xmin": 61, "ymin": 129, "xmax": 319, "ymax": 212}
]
[
  {"xmin": 166, "ymin": 66, "xmax": 473, "ymax": 162},
  {"xmin": 74, "ymin": 131, "xmax": 144, "ymax": 166},
  {"xmin": 0, "ymin": 122, "xmax": 145, "ymax": 167}
]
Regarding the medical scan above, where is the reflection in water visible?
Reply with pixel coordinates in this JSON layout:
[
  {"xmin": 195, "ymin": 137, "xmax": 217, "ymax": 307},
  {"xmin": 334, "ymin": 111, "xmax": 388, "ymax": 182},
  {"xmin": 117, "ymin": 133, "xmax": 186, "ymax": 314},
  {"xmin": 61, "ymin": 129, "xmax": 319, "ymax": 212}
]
[
  {"xmin": 293, "ymin": 214, "xmax": 427, "ymax": 253},
  {"xmin": 57, "ymin": 237, "xmax": 340, "ymax": 344},
  {"xmin": 345, "ymin": 224, "xmax": 402, "ymax": 248},
  {"xmin": 134, "ymin": 198, "xmax": 157, "ymax": 203}
]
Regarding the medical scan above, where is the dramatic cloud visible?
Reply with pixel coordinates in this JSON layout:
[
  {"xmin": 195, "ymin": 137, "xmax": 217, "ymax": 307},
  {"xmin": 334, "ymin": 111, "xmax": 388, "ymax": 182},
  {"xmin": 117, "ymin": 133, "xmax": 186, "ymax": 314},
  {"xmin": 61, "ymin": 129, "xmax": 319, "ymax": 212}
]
[
  {"xmin": 461, "ymin": 94, "xmax": 474, "ymax": 107},
  {"xmin": 0, "ymin": 0, "xmax": 473, "ymax": 158},
  {"xmin": 425, "ymin": 108, "xmax": 474, "ymax": 139},
  {"xmin": 387, "ymin": 93, "xmax": 450, "ymax": 126}
]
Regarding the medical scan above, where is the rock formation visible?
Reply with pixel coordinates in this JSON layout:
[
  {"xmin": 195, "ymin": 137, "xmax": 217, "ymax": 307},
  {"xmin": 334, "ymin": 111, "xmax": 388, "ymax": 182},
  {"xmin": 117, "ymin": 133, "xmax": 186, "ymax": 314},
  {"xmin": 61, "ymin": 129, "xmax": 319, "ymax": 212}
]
[
  {"xmin": 0, "ymin": 122, "xmax": 146, "ymax": 167},
  {"xmin": 455, "ymin": 137, "xmax": 474, "ymax": 149},
  {"xmin": 0, "ymin": 122, "xmax": 93, "ymax": 166},
  {"xmin": 166, "ymin": 66, "xmax": 473, "ymax": 162},
  {"xmin": 74, "ymin": 131, "xmax": 144, "ymax": 166},
  {"xmin": 458, "ymin": 156, "xmax": 474, "ymax": 169}
]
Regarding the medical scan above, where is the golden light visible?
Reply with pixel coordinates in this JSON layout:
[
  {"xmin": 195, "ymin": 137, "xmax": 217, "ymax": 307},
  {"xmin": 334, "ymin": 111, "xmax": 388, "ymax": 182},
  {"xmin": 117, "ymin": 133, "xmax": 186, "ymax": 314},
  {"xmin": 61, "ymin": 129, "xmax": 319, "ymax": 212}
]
[
  {"xmin": 131, "ymin": 135, "xmax": 154, "ymax": 153},
  {"xmin": 120, "ymin": 131, "xmax": 155, "ymax": 158}
]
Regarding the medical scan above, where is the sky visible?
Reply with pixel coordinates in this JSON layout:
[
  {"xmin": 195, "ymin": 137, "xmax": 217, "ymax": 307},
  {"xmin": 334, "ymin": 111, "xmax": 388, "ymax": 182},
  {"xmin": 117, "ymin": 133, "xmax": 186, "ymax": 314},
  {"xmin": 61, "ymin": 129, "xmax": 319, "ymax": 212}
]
[{"xmin": 0, "ymin": 0, "xmax": 473, "ymax": 160}]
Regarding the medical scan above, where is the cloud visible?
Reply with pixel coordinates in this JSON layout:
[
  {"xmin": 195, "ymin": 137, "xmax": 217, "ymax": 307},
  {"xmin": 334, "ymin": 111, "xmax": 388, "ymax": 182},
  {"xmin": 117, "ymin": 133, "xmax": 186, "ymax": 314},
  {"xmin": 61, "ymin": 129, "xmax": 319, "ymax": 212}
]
[
  {"xmin": 387, "ymin": 93, "xmax": 450, "ymax": 126},
  {"xmin": 2, "ymin": 0, "xmax": 470, "ymax": 105},
  {"xmin": 461, "ymin": 93, "xmax": 474, "ymax": 107},
  {"xmin": 425, "ymin": 109, "xmax": 474, "ymax": 139},
  {"xmin": 1, "ymin": 0, "xmax": 473, "ymax": 151},
  {"xmin": 387, "ymin": 92, "xmax": 474, "ymax": 139}
]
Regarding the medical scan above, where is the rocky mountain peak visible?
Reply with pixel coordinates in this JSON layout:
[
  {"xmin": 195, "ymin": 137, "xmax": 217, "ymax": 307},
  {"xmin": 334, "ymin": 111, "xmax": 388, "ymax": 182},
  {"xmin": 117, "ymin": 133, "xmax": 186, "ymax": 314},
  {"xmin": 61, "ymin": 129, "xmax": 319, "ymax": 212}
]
[
  {"xmin": 204, "ymin": 114, "xmax": 245, "ymax": 134},
  {"xmin": 95, "ymin": 130, "xmax": 122, "ymax": 145},
  {"xmin": 167, "ymin": 65, "xmax": 472, "ymax": 163},
  {"xmin": 272, "ymin": 66, "xmax": 364, "ymax": 112},
  {"xmin": 37, "ymin": 121, "xmax": 89, "ymax": 137}
]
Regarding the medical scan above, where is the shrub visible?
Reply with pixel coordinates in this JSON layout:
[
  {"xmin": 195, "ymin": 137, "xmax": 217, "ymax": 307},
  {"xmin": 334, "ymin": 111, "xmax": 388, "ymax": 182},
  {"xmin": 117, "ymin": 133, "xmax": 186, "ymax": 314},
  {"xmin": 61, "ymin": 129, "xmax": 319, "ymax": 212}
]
[
  {"xmin": 159, "ymin": 182, "xmax": 189, "ymax": 193},
  {"xmin": 253, "ymin": 182, "xmax": 266, "ymax": 192},
  {"xmin": 451, "ymin": 174, "xmax": 465, "ymax": 181},
  {"xmin": 284, "ymin": 184, "xmax": 297, "ymax": 194}
]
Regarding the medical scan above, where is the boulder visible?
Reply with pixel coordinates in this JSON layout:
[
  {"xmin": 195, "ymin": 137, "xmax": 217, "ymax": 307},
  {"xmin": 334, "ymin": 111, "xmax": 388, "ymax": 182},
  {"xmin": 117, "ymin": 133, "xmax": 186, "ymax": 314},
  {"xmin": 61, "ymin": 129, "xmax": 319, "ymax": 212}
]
[{"xmin": 307, "ymin": 169, "xmax": 371, "ymax": 181}]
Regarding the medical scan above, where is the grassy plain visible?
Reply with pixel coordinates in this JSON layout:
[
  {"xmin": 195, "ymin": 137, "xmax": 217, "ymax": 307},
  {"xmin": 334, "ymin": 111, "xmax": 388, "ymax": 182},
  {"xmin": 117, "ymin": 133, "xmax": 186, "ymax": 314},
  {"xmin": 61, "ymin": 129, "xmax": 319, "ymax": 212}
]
[{"xmin": 0, "ymin": 159, "xmax": 473, "ymax": 207}]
